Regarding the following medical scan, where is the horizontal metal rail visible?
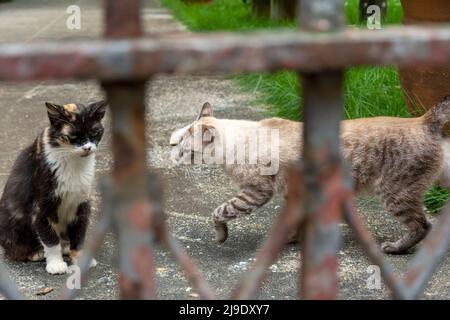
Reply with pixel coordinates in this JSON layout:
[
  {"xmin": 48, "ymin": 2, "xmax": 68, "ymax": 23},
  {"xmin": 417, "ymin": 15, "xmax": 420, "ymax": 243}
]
[{"xmin": 0, "ymin": 26, "xmax": 450, "ymax": 81}]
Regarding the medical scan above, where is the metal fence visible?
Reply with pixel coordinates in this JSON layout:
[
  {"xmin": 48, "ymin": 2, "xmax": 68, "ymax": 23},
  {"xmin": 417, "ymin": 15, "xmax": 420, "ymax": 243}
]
[{"xmin": 0, "ymin": 0, "xmax": 450, "ymax": 300}]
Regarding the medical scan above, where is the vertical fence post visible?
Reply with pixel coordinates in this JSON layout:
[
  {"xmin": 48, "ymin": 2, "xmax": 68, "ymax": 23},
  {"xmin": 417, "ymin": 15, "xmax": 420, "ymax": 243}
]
[
  {"xmin": 271, "ymin": 0, "xmax": 298, "ymax": 20},
  {"xmin": 298, "ymin": 0, "xmax": 347, "ymax": 299},
  {"xmin": 0, "ymin": 261, "xmax": 21, "ymax": 300},
  {"xmin": 252, "ymin": 0, "xmax": 271, "ymax": 19},
  {"xmin": 102, "ymin": 0, "xmax": 157, "ymax": 299}
]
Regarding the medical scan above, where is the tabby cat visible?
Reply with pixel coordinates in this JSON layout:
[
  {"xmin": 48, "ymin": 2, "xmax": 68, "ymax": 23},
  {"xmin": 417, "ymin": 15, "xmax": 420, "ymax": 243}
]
[
  {"xmin": 170, "ymin": 97, "xmax": 450, "ymax": 254},
  {"xmin": 0, "ymin": 101, "xmax": 106, "ymax": 274}
]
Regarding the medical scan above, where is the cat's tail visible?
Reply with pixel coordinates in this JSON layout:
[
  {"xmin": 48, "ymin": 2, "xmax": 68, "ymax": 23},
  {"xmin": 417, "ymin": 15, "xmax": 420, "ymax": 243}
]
[{"xmin": 422, "ymin": 95, "xmax": 450, "ymax": 135}]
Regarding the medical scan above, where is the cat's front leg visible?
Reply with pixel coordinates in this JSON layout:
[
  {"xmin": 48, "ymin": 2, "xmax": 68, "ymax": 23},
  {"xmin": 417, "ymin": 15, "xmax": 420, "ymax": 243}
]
[
  {"xmin": 212, "ymin": 186, "xmax": 274, "ymax": 243},
  {"xmin": 67, "ymin": 201, "xmax": 97, "ymax": 268},
  {"xmin": 35, "ymin": 212, "xmax": 68, "ymax": 275}
]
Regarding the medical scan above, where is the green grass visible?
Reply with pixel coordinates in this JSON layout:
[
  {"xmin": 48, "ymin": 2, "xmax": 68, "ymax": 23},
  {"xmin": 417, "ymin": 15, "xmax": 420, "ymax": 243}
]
[
  {"xmin": 160, "ymin": 0, "xmax": 294, "ymax": 31},
  {"xmin": 162, "ymin": 0, "xmax": 449, "ymax": 214},
  {"xmin": 236, "ymin": 67, "xmax": 409, "ymax": 120},
  {"xmin": 161, "ymin": 0, "xmax": 404, "ymax": 31}
]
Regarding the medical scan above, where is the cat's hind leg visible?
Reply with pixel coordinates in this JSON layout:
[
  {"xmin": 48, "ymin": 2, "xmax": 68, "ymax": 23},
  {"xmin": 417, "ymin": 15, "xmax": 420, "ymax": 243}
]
[
  {"xmin": 0, "ymin": 225, "xmax": 44, "ymax": 262},
  {"xmin": 212, "ymin": 183, "xmax": 274, "ymax": 243},
  {"xmin": 378, "ymin": 188, "xmax": 431, "ymax": 254}
]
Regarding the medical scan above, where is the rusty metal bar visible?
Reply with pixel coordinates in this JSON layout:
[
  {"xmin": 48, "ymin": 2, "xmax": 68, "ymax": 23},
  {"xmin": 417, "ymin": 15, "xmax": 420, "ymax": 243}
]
[
  {"xmin": 299, "ymin": 0, "xmax": 346, "ymax": 300},
  {"xmin": 104, "ymin": 0, "xmax": 141, "ymax": 38},
  {"xmin": 343, "ymin": 198, "xmax": 406, "ymax": 299},
  {"xmin": 146, "ymin": 169, "xmax": 216, "ymax": 299},
  {"xmin": 103, "ymin": 0, "xmax": 158, "ymax": 300},
  {"xmin": 1, "ymin": 25, "xmax": 450, "ymax": 81},
  {"xmin": 103, "ymin": 81, "xmax": 157, "ymax": 299},
  {"xmin": 231, "ymin": 166, "xmax": 304, "ymax": 299},
  {"xmin": 145, "ymin": 169, "xmax": 216, "ymax": 298},
  {"xmin": 165, "ymin": 236, "xmax": 216, "ymax": 300},
  {"xmin": 0, "ymin": 261, "xmax": 22, "ymax": 300},
  {"xmin": 403, "ymin": 203, "xmax": 450, "ymax": 299},
  {"xmin": 343, "ymin": 185, "xmax": 450, "ymax": 300}
]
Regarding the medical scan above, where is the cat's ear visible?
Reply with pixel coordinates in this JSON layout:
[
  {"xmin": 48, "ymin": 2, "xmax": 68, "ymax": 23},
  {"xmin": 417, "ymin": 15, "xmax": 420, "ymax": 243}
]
[
  {"xmin": 196, "ymin": 102, "xmax": 213, "ymax": 120},
  {"xmin": 45, "ymin": 102, "xmax": 64, "ymax": 116},
  {"xmin": 88, "ymin": 100, "xmax": 108, "ymax": 121},
  {"xmin": 45, "ymin": 102, "xmax": 67, "ymax": 125}
]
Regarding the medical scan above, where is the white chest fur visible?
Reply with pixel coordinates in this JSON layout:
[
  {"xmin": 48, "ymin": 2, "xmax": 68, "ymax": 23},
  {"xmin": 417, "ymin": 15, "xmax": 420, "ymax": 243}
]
[{"xmin": 45, "ymin": 147, "xmax": 96, "ymax": 228}]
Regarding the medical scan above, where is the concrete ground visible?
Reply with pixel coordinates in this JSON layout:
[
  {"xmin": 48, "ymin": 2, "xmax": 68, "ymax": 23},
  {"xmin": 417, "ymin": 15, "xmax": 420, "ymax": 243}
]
[{"xmin": 0, "ymin": 0, "xmax": 449, "ymax": 300}]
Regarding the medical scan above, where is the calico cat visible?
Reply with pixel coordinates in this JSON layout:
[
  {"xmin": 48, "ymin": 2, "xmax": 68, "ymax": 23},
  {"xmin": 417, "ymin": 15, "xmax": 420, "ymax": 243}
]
[
  {"xmin": 0, "ymin": 101, "xmax": 106, "ymax": 274},
  {"xmin": 170, "ymin": 97, "xmax": 450, "ymax": 254}
]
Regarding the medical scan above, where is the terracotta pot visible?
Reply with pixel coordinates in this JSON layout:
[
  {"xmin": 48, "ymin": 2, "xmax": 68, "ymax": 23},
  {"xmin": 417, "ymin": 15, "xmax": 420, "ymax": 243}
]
[{"xmin": 398, "ymin": 0, "xmax": 450, "ymax": 115}]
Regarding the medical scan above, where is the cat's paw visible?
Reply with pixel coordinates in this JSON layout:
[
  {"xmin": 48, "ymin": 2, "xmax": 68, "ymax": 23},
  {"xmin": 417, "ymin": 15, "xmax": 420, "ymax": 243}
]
[
  {"xmin": 46, "ymin": 260, "xmax": 68, "ymax": 275},
  {"xmin": 214, "ymin": 221, "xmax": 228, "ymax": 243},
  {"xmin": 381, "ymin": 241, "xmax": 411, "ymax": 254},
  {"xmin": 381, "ymin": 242, "xmax": 398, "ymax": 254}
]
